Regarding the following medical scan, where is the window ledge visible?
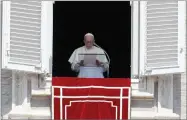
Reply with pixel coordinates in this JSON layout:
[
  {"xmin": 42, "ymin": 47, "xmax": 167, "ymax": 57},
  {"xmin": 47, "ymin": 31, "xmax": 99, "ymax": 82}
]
[
  {"xmin": 131, "ymin": 111, "xmax": 179, "ymax": 119},
  {"xmin": 32, "ymin": 88, "xmax": 154, "ymax": 99},
  {"xmin": 131, "ymin": 91, "xmax": 154, "ymax": 100},
  {"xmin": 32, "ymin": 89, "xmax": 51, "ymax": 97}
]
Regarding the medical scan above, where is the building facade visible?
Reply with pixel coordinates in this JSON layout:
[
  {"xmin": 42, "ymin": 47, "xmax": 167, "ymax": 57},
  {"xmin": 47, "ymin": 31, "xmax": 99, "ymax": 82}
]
[{"xmin": 1, "ymin": 1, "xmax": 186, "ymax": 119}]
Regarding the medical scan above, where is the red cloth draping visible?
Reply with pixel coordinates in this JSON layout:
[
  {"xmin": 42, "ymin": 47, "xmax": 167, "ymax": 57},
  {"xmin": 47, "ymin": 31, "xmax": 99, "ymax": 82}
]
[{"xmin": 52, "ymin": 77, "xmax": 131, "ymax": 120}]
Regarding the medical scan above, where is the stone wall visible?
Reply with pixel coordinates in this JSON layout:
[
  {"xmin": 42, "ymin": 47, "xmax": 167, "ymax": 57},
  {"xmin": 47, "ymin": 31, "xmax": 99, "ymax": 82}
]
[
  {"xmin": 180, "ymin": 73, "xmax": 187, "ymax": 119},
  {"xmin": 1, "ymin": 70, "xmax": 12, "ymax": 117},
  {"xmin": 173, "ymin": 73, "xmax": 186, "ymax": 119}
]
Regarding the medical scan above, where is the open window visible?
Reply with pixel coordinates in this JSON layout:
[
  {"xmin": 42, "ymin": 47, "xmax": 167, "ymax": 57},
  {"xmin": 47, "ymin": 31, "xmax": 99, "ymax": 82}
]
[
  {"xmin": 2, "ymin": 1, "xmax": 53, "ymax": 74},
  {"xmin": 53, "ymin": 1, "xmax": 131, "ymax": 78},
  {"xmin": 132, "ymin": 1, "xmax": 186, "ymax": 77}
]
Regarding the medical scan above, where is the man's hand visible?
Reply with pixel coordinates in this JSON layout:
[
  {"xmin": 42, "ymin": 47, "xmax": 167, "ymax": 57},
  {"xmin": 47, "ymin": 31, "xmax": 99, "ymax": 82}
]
[
  {"xmin": 96, "ymin": 59, "xmax": 103, "ymax": 66},
  {"xmin": 79, "ymin": 60, "xmax": 84, "ymax": 66}
]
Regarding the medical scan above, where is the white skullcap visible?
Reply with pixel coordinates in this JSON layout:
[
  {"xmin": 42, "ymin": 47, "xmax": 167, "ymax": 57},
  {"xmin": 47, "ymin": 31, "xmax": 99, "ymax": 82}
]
[{"xmin": 84, "ymin": 33, "xmax": 94, "ymax": 37}]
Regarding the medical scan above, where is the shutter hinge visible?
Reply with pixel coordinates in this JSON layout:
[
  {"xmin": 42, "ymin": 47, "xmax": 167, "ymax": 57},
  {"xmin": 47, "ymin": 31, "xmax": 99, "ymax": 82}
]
[
  {"xmin": 145, "ymin": 69, "xmax": 152, "ymax": 75},
  {"xmin": 132, "ymin": 74, "xmax": 143, "ymax": 80},
  {"xmin": 6, "ymin": 49, "xmax": 10, "ymax": 56},
  {"xmin": 180, "ymin": 48, "xmax": 183, "ymax": 53},
  {"xmin": 131, "ymin": 75, "xmax": 139, "ymax": 79},
  {"xmin": 132, "ymin": 71, "xmax": 146, "ymax": 80},
  {"xmin": 6, "ymin": 42, "xmax": 10, "ymax": 56},
  {"xmin": 41, "ymin": 70, "xmax": 51, "ymax": 81},
  {"xmin": 131, "ymin": 75, "xmax": 144, "ymax": 82}
]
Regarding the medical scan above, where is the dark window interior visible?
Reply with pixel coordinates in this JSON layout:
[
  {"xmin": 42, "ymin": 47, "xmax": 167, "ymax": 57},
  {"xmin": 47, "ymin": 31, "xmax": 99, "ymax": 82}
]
[{"xmin": 53, "ymin": 1, "xmax": 131, "ymax": 78}]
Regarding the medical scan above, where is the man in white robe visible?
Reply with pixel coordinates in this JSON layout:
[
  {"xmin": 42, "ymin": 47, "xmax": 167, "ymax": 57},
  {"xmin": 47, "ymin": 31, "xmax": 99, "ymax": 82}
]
[{"xmin": 68, "ymin": 33, "xmax": 109, "ymax": 78}]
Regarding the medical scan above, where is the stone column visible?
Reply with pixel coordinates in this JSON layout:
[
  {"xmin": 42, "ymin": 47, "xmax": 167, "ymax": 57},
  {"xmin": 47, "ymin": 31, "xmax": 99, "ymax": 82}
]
[{"xmin": 157, "ymin": 75, "xmax": 173, "ymax": 113}]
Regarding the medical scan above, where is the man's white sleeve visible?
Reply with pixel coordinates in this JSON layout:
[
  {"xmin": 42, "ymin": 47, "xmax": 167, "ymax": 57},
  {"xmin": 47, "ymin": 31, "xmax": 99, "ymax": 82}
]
[
  {"xmin": 102, "ymin": 62, "xmax": 109, "ymax": 72},
  {"xmin": 68, "ymin": 49, "xmax": 80, "ymax": 72},
  {"xmin": 71, "ymin": 63, "xmax": 80, "ymax": 72}
]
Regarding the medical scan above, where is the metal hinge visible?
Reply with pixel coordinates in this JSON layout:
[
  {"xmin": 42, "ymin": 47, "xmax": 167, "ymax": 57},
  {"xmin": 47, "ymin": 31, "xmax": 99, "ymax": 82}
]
[
  {"xmin": 42, "ymin": 70, "xmax": 51, "ymax": 78},
  {"xmin": 131, "ymin": 70, "xmax": 147, "ymax": 80},
  {"xmin": 131, "ymin": 75, "xmax": 144, "ymax": 83},
  {"xmin": 180, "ymin": 48, "xmax": 183, "ymax": 53},
  {"xmin": 6, "ymin": 49, "xmax": 10, "ymax": 56},
  {"xmin": 6, "ymin": 42, "xmax": 10, "ymax": 56},
  {"xmin": 131, "ymin": 75, "xmax": 139, "ymax": 79},
  {"xmin": 145, "ymin": 69, "xmax": 152, "ymax": 75}
]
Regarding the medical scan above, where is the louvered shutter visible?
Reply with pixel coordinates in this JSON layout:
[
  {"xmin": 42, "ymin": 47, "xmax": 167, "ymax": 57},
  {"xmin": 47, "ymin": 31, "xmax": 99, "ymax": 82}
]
[
  {"xmin": 139, "ymin": 1, "xmax": 186, "ymax": 76},
  {"xmin": 2, "ymin": 1, "xmax": 53, "ymax": 73}
]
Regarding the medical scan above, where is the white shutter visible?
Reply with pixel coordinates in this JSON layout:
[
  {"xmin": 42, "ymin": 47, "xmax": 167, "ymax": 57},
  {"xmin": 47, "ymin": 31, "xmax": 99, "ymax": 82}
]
[
  {"xmin": 139, "ymin": 1, "xmax": 186, "ymax": 76},
  {"xmin": 2, "ymin": 1, "xmax": 53, "ymax": 73}
]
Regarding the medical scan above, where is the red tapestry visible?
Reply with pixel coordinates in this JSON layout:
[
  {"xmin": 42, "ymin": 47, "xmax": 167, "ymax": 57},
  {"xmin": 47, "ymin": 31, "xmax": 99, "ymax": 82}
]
[{"xmin": 52, "ymin": 77, "xmax": 131, "ymax": 120}]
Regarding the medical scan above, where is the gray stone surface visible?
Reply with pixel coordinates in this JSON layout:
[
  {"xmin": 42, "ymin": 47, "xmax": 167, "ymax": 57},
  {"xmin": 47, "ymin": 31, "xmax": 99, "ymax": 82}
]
[
  {"xmin": 131, "ymin": 99, "xmax": 155, "ymax": 111},
  {"xmin": 158, "ymin": 75, "xmax": 173, "ymax": 110},
  {"xmin": 31, "ymin": 96, "xmax": 51, "ymax": 107},
  {"xmin": 179, "ymin": 73, "xmax": 186, "ymax": 119},
  {"xmin": 173, "ymin": 74, "xmax": 181, "ymax": 115},
  {"xmin": 1, "ymin": 70, "xmax": 12, "ymax": 116},
  {"xmin": 173, "ymin": 63, "xmax": 186, "ymax": 118}
]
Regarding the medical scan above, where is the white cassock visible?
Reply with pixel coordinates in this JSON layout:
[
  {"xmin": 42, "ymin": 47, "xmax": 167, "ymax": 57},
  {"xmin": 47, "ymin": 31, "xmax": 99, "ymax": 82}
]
[{"xmin": 68, "ymin": 46, "xmax": 109, "ymax": 78}]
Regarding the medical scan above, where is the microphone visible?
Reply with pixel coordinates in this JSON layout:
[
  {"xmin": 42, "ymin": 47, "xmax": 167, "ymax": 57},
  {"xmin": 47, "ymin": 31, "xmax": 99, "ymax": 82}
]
[{"xmin": 94, "ymin": 43, "xmax": 110, "ymax": 78}]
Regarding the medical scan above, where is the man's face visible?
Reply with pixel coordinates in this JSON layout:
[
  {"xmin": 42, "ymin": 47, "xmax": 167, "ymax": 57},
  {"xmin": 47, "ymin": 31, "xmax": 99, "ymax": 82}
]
[{"xmin": 84, "ymin": 36, "xmax": 94, "ymax": 48}]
